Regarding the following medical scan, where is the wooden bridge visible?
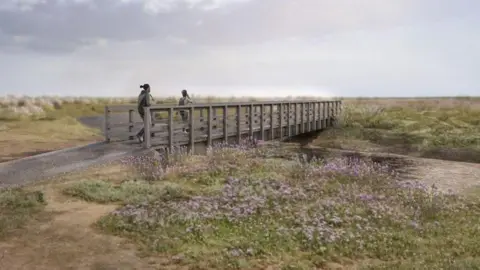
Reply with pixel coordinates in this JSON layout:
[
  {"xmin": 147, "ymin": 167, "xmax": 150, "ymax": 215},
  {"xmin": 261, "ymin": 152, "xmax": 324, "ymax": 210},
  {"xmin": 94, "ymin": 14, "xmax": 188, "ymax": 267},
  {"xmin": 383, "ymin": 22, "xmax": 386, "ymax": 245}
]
[{"xmin": 104, "ymin": 100, "xmax": 342, "ymax": 153}]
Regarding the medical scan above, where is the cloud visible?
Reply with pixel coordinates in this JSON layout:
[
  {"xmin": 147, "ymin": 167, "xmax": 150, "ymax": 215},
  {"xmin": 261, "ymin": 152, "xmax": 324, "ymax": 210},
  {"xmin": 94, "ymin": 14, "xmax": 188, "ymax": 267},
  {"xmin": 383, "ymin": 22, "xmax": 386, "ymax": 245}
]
[
  {"xmin": 1, "ymin": 0, "xmax": 478, "ymax": 53},
  {"xmin": 0, "ymin": 0, "xmax": 479, "ymax": 97}
]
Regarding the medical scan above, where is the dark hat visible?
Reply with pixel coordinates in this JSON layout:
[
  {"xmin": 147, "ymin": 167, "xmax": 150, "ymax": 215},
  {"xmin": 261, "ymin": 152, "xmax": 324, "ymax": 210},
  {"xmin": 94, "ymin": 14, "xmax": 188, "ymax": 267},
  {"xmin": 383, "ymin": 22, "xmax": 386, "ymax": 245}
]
[{"xmin": 140, "ymin": 83, "xmax": 150, "ymax": 89}]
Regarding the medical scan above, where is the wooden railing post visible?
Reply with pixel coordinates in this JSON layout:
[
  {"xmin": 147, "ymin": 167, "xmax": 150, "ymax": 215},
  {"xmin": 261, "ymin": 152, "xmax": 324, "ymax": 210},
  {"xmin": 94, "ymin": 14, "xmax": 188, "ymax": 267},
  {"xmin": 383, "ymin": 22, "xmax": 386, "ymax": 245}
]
[
  {"xmin": 279, "ymin": 103, "xmax": 284, "ymax": 139},
  {"xmin": 318, "ymin": 102, "xmax": 322, "ymax": 128},
  {"xmin": 144, "ymin": 107, "xmax": 152, "ymax": 149},
  {"xmin": 294, "ymin": 103, "xmax": 299, "ymax": 135},
  {"xmin": 300, "ymin": 102, "xmax": 305, "ymax": 133},
  {"xmin": 327, "ymin": 101, "xmax": 332, "ymax": 127},
  {"xmin": 128, "ymin": 109, "xmax": 134, "ymax": 140},
  {"xmin": 287, "ymin": 102, "xmax": 291, "ymax": 137},
  {"xmin": 312, "ymin": 103, "xmax": 317, "ymax": 130},
  {"xmin": 189, "ymin": 107, "xmax": 195, "ymax": 153},
  {"xmin": 223, "ymin": 105, "xmax": 228, "ymax": 144},
  {"xmin": 270, "ymin": 104, "xmax": 274, "ymax": 140},
  {"xmin": 104, "ymin": 106, "xmax": 111, "ymax": 142},
  {"xmin": 323, "ymin": 101, "xmax": 327, "ymax": 128},
  {"xmin": 249, "ymin": 104, "xmax": 254, "ymax": 139},
  {"xmin": 338, "ymin": 101, "xmax": 342, "ymax": 124},
  {"xmin": 207, "ymin": 106, "xmax": 213, "ymax": 147},
  {"xmin": 236, "ymin": 105, "xmax": 241, "ymax": 144},
  {"xmin": 306, "ymin": 102, "xmax": 311, "ymax": 132},
  {"xmin": 260, "ymin": 104, "xmax": 265, "ymax": 141},
  {"xmin": 168, "ymin": 107, "xmax": 173, "ymax": 151}
]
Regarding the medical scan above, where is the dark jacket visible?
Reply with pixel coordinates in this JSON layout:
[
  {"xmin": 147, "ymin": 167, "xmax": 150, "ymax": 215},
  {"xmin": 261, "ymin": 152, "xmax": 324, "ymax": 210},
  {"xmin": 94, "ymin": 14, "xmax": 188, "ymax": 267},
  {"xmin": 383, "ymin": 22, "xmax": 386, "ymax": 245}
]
[{"xmin": 137, "ymin": 90, "xmax": 152, "ymax": 116}]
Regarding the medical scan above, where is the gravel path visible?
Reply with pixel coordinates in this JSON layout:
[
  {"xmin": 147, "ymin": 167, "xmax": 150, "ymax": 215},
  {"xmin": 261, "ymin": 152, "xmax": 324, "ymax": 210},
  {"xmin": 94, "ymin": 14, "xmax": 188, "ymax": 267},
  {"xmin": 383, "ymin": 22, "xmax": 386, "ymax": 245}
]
[
  {"xmin": 0, "ymin": 114, "xmax": 146, "ymax": 189},
  {"xmin": 0, "ymin": 141, "xmax": 147, "ymax": 188}
]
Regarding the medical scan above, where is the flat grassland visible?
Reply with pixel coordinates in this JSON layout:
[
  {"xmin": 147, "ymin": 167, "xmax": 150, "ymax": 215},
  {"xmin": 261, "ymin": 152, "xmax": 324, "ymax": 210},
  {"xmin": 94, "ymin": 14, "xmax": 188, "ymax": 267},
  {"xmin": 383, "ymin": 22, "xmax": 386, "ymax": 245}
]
[{"xmin": 1, "ymin": 95, "xmax": 480, "ymax": 269}]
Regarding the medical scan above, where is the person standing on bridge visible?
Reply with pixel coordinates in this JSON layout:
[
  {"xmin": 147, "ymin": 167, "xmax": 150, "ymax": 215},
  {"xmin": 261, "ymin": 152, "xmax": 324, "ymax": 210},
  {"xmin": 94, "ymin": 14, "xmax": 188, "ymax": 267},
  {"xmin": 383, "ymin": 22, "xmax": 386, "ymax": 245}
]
[
  {"xmin": 178, "ymin": 89, "xmax": 192, "ymax": 133},
  {"xmin": 136, "ymin": 83, "xmax": 155, "ymax": 143}
]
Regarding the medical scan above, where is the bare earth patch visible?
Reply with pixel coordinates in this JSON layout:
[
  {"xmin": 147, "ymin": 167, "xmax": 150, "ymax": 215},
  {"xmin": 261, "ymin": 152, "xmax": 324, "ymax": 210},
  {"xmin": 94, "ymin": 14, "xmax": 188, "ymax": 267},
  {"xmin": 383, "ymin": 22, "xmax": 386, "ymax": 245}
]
[{"xmin": 0, "ymin": 164, "xmax": 166, "ymax": 270}]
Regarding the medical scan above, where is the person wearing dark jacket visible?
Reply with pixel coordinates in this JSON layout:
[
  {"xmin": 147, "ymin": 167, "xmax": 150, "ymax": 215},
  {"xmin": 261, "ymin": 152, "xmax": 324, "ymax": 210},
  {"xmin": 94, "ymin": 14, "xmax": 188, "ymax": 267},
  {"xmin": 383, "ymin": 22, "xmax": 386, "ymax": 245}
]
[{"xmin": 136, "ymin": 83, "xmax": 154, "ymax": 143}]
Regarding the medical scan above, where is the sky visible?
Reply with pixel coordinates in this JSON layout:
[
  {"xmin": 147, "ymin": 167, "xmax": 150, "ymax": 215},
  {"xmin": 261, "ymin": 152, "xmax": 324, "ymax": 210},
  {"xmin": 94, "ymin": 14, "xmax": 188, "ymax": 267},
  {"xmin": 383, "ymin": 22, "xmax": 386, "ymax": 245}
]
[{"xmin": 0, "ymin": 0, "xmax": 479, "ymax": 98}]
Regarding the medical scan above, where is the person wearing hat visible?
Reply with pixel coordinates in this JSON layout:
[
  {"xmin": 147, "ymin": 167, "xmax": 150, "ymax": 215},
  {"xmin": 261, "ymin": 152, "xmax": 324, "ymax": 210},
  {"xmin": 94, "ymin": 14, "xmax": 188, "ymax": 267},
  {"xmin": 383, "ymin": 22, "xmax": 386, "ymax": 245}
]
[
  {"xmin": 136, "ymin": 83, "xmax": 155, "ymax": 143},
  {"xmin": 178, "ymin": 89, "xmax": 192, "ymax": 133}
]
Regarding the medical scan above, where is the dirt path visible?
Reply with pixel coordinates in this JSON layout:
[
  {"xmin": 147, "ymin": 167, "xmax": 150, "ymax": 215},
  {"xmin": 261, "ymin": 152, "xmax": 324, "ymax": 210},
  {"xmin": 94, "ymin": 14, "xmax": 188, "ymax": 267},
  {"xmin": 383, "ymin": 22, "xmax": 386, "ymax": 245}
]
[{"xmin": 0, "ymin": 188, "xmax": 166, "ymax": 270}]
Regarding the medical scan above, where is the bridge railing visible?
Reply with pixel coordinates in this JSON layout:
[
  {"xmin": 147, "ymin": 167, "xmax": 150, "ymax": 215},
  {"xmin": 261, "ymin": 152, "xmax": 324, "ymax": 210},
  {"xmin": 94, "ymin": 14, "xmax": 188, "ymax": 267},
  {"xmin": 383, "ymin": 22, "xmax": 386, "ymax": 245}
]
[{"xmin": 104, "ymin": 100, "xmax": 342, "ymax": 151}]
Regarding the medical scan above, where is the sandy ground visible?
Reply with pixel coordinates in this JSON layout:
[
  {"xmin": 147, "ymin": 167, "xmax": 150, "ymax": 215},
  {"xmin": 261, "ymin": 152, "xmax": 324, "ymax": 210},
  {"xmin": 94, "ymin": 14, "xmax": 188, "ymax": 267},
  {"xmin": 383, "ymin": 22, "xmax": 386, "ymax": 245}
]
[{"xmin": 0, "ymin": 189, "xmax": 164, "ymax": 270}]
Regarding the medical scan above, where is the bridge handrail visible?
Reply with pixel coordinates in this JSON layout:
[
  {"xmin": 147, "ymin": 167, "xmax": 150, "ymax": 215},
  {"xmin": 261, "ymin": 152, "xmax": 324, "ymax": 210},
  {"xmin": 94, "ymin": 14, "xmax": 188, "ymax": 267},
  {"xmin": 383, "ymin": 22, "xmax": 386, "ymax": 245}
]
[{"xmin": 106, "ymin": 99, "xmax": 341, "ymax": 112}]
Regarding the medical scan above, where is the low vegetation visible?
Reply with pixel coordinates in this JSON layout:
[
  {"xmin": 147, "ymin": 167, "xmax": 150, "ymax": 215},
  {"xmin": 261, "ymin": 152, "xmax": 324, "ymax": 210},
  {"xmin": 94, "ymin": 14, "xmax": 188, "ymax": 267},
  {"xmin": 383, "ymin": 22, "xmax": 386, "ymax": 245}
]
[
  {"xmin": 0, "ymin": 188, "xmax": 46, "ymax": 238},
  {"xmin": 314, "ymin": 97, "xmax": 480, "ymax": 163},
  {"xmin": 57, "ymin": 144, "xmax": 480, "ymax": 269}
]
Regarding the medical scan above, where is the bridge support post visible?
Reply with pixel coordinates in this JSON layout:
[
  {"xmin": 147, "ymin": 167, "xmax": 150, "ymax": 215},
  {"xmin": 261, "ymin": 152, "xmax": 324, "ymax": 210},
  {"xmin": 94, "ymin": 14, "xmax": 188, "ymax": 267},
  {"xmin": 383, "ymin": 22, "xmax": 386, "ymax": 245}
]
[
  {"xmin": 128, "ymin": 109, "xmax": 134, "ymax": 140},
  {"xmin": 236, "ymin": 105, "xmax": 241, "ymax": 144},
  {"xmin": 322, "ymin": 102, "xmax": 327, "ymax": 129},
  {"xmin": 269, "ymin": 104, "xmax": 274, "ymax": 140},
  {"xmin": 189, "ymin": 107, "xmax": 195, "ymax": 153},
  {"xmin": 104, "ymin": 106, "xmax": 111, "ymax": 143},
  {"xmin": 300, "ymin": 103, "xmax": 305, "ymax": 133},
  {"xmin": 208, "ymin": 106, "xmax": 213, "ymax": 147},
  {"xmin": 144, "ymin": 107, "xmax": 152, "ymax": 149},
  {"xmin": 327, "ymin": 102, "xmax": 332, "ymax": 127},
  {"xmin": 260, "ymin": 104, "xmax": 265, "ymax": 141},
  {"xmin": 168, "ymin": 108, "xmax": 174, "ymax": 151},
  {"xmin": 287, "ymin": 103, "xmax": 291, "ymax": 137},
  {"xmin": 279, "ymin": 103, "xmax": 284, "ymax": 140},
  {"xmin": 312, "ymin": 102, "xmax": 317, "ymax": 130},
  {"xmin": 308, "ymin": 102, "xmax": 311, "ymax": 131},
  {"xmin": 249, "ymin": 104, "xmax": 254, "ymax": 139},
  {"xmin": 223, "ymin": 105, "xmax": 228, "ymax": 144},
  {"xmin": 294, "ymin": 103, "xmax": 298, "ymax": 135}
]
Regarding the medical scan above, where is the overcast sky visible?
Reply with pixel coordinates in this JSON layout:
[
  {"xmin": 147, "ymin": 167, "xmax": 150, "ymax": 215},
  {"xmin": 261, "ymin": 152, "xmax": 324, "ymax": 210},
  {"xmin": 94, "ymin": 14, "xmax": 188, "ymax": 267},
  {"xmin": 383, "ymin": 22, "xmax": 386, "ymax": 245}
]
[{"xmin": 0, "ymin": 0, "xmax": 479, "ymax": 98}]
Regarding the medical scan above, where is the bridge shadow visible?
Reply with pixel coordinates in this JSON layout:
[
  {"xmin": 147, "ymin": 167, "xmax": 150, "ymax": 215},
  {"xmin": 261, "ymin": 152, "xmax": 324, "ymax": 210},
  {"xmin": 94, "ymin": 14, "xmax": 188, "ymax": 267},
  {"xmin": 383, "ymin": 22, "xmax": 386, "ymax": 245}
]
[{"xmin": 283, "ymin": 129, "xmax": 325, "ymax": 147}]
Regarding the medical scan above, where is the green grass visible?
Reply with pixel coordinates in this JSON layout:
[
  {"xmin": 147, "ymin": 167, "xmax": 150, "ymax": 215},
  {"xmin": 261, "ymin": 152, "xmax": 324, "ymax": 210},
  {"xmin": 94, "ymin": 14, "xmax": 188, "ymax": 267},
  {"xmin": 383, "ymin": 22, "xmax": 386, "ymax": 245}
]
[
  {"xmin": 61, "ymin": 146, "xmax": 480, "ymax": 269},
  {"xmin": 0, "ymin": 189, "xmax": 47, "ymax": 238},
  {"xmin": 62, "ymin": 179, "xmax": 194, "ymax": 205}
]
